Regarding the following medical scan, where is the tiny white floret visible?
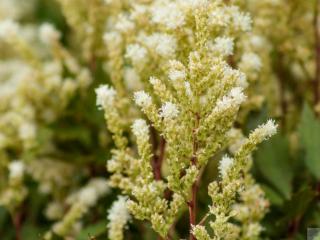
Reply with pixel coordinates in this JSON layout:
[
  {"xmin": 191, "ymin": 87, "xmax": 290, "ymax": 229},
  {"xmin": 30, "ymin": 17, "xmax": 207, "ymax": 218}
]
[
  {"xmin": 134, "ymin": 91, "xmax": 152, "ymax": 108},
  {"xmin": 229, "ymin": 87, "xmax": 247, "ymax": 105},
  {"xmin": 8, "ymin": 160, "xmax": 25, "ymax": 179},
  {"xmin": 132, "ymin": 119, "xmax": 149, "ymax": 138},
  {"xmin": 0, "ymin": 19, "xmax": 18, "ymax": 40},
  {"xmin": 78, "ymin": 187, "xmax": 98, "ymax": 207},
  {"xmin": 219, "ymin": 155, "xmax": 234, "ymax": 177},
  {"xmin": 39, "ymin": 23, "xmax": 61, "ymax": 44},
  {"xmin": 240, "ymin": 53, "xmax": 262, "ymax": 71},
  {"xmin": 214, "ymin": 37, "xmax": 234, "ymax": 56},
  {"xmin": 126, "ymin": 44, "xmax": 148, "ymax": 66},
  {"xmin": 258, "ymin": 119, "xmax": 278, "ymax": 139},
  {"xmin": 151, "ymin": 3, "xmax": 185, "ymax": 30},
  {"xmin": 19, "ymin": 122, "xmax": 36, "ymax": 140},
  {"xmin": 216, "ymin": 87, "xmax": 246, "ymax": 111},
  {"xmin": 159, "ymin": 102, "xmax": 179, "ymax": 119},
  {"xmin": 169, "ymin": 69, "xmax": 186, "ymax": 82},
  {"xmin": 95, "ymin": 85, "xmax": 116, "ymax": 110},
  {"xmin": 115, "ymin": 14, "xmax": 135, "ymax": 33},
  {"xmin": 107, "ymin": 196, "xmax": 131, "ymax": 239}
]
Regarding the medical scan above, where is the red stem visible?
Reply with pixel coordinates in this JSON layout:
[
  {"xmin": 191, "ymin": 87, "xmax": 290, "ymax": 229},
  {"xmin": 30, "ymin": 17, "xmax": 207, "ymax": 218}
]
[
  {"xmin": 188, "ymin": 183, "xmax": 197, "ymax": 240},
  {"xmin": 189, "ymin": 113, "xmax": 200, "ymax": 240},
  {"xmin": 154, "ymin": 138, "xmax": 166, "ymax": 181},
  {"xmin": 12, "ymin": 212, "xmax": 22, "ymax": 240}
]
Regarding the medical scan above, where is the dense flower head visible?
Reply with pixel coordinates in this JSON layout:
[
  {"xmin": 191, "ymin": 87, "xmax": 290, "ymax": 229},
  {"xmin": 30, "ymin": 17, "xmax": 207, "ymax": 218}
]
[
  {"xmin": 218, "ymin": 155, "xmax": 234, "ymax": 177},
  {"xmin": 230, "ymin": 6, "xmax": 252, "ymax": 31},
  {"xmin": 107, "ymin": 196, "xmax": 130, "ymax": 223},
  {"xmin": 126, "ymin": 44, "xmax": 148, "ymax": 66},
  {"xmin": 103, "ymin": 31, "xmax": 122, "ymax": 45},
  {"xmin": 151, "ymin": 1, "xmax": 185, "ymax": 30},
  {"xmin": 256, "ymin": 119, "xmax": 278, "ymax": 139},
  {"xmin": 169, "ymin": 69, "xmax": 186, "ymax": 82},
  {"xmin": 107, "ymin": 196, "xmax": 131, "ymax": 240},
  {"xmin": 95, "ymin": 85, "xmax": 116, "ymax": 110},
  {"xmin": 132, "ymin": 119, "xmax": 149, "ymax": 138},
  {"xmin": 134, "ymin": 91, "xmax": 152, "ymax": 108},
  {"xmin": 39, "ymin": 23, "xmax": 61, "ymax": 44},
  {"xmin": 8, "ymin": 160, "xmax": 25, "ymax": 179},
  {"xmin": 240, "ymin": 52, "xmax": 262, "ymax": 71},
  {"xmin": 19, "ymin": 122, "xmax": 36, "ymax": 140},
  {"xmin": 115, "ymin": 14, "xmax": 135, "ymax": 33},
  {"xmin": 159, "ymin": 102, "xmax": 179, "ymax": 119},
  {"xmin": 222, "ymin": 66, "xmax": 248, "ymax": 88},
  {"xmin": 216, "ymin": 87, "xmax": 247, "ymax": 111},
  {"xmin": 213, "ymin": 37, "xmax": 234, "ymax": 56},
  {"xmin": 124, "ymin": 67, "xmax": 142, "ymax": 91},
  {"xmin": 0, "ymin": 19, "xmax": 18, "ymax": 40},
  {"xmin": 78, "ymin": 187, "xmax": 98, "ymax": 207},
  {"xmin": 143, "ymin": 33, "xmax": 177, "ymax": 58},
  {"xmin": 209, "ymin": 7, "xmax": 230, "ymax": 27}
]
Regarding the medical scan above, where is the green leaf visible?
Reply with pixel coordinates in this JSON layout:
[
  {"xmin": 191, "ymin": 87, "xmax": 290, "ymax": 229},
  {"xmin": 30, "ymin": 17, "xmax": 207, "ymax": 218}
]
[
  {"xmin": 255, "ymin": 134, "xmax": 293, "ymax": 199},
  {"xmin": 76, "ymin": 221, "xmax": 107, "ymax": 240},
  {"xmin": 54, "ymin": 125, "xmax": 92, "ymax": 148},
  {"xmin": 21, "ymin": 223, "xmax": 44, "ymax": 240},
  {"xmin": 260, "ymin": 184, "xmax": 284, "ymax": 206},
  {"xmin": 282, "ymin": 185, "xmax": 314, "ymax": 219},
  {"xmin": 0, "ymin": 207, "xmax": 8, "ymax": 230},
  {"xmin": 299, "ymin": 104, "xmax": 320, "ymax": 180}
]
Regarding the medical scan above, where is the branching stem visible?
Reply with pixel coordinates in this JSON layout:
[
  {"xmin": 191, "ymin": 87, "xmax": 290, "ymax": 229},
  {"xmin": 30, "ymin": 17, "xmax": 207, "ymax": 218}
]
[
  {"xmin": 150, "ymin": 127, "xmax": 166, "ymax": 181},
  {"xmin": 189, "ymin": 113, "xmax": 200, "ymax": 240}
]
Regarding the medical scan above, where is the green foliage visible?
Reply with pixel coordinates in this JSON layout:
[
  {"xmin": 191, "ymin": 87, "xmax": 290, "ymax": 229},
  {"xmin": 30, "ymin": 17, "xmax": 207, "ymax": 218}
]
[
  {"xmin": 299, "ymin": 104, "xmax": 320, "ymax": 180},
  {"xmin": 255, "ymin": 134, "xmax": 293, "ymax": 199},
  {"xmin": 1, "ymin": 0, "xmax": 320, "ymax": 239},
  {"xmin": 76, "ymin": 221, "xmax": 107, "ymax": 240}
]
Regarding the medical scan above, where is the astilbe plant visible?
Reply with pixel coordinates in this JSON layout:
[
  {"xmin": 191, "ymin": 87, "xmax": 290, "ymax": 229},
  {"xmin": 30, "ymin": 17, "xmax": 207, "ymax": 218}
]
[
  {"xmin": 0, "ymin": 0, "xmax": 285, "ymax": 239},
  {"xmin": 96, "ymin": 0, "xmax": 278, "ymax": 239},
  {"xmin": 0, "ymin": 1, "xmax": 112, "ymax": 239},
  {"xmin": 0, "ymin": 18, "xmax": 93, "ymax": 212}
]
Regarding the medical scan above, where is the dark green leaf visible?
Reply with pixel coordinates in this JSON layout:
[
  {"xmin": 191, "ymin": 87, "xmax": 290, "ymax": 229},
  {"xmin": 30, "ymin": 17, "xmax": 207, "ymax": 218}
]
[
  {"xmin": 21, "ymin": 223, "xmax": 44, "ymax": 240},
  {"xmin": 260, "ymin": 184, "xmax": 284, "ymax": 206},
  {"xmin": 76, "ymin": 221, "xmax": 107, "ymax": 240},
  {"xmin": 283, "ymin": 185, "xmax": 314, "ymax": 219},
  {"xmin": 255, "ymin": 134, "xmax": 293, "ymax": 199},
  {"xmin": 299, "ymin": 104, "xmax": 320, "ymax": 180}
]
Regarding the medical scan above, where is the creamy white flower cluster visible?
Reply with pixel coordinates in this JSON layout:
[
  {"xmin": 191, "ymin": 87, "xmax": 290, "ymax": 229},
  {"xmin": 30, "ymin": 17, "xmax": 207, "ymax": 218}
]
[
  {"xmin": 51, "ymin": 178, "xmax": 110, "ymax": 237},
  {"xmin": 107, "ymin": 196, "xmax": 131, "ymax": 240},
  {"xmin": 0, "ymin": 160, "xmax": 27, "ymax": 210},
  {"xmin": 97, "ymin": 0, "xmax": 277, "ymax": 239},
  {"xmin": 0, "ymin": 13, "xmax": 93, "ymax": 234}
]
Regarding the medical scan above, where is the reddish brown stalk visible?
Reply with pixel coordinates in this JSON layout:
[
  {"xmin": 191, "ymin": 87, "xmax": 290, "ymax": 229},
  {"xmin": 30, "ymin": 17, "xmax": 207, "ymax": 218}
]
[
  {"xmin": 188, "ymin": 183, "xmax": 197, "ymax": 237},
  {"xmin": 150, "ymin": 126, "xmax": 166, "ymax": 181},
  {"xmin": 154, "ymin": 138, "xmax": 166, "ymax": 181},
  {"xmin": 150, "ymin": 130, "xmax": 172, "ymax": 240},
  {"xmin": 12, "ymin": 212, "xmax": 22, "ymax": 240},
  {"xmin": 287, "ymin": 217, "xmax": 301, "ymax": 240},
  {"xmin": 188, "ymin": 113, "xmax": 200, "ymax": 240},
  {"xmin": 314, "ymin": 0, "xmax": 320, "ymax": 109}
]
